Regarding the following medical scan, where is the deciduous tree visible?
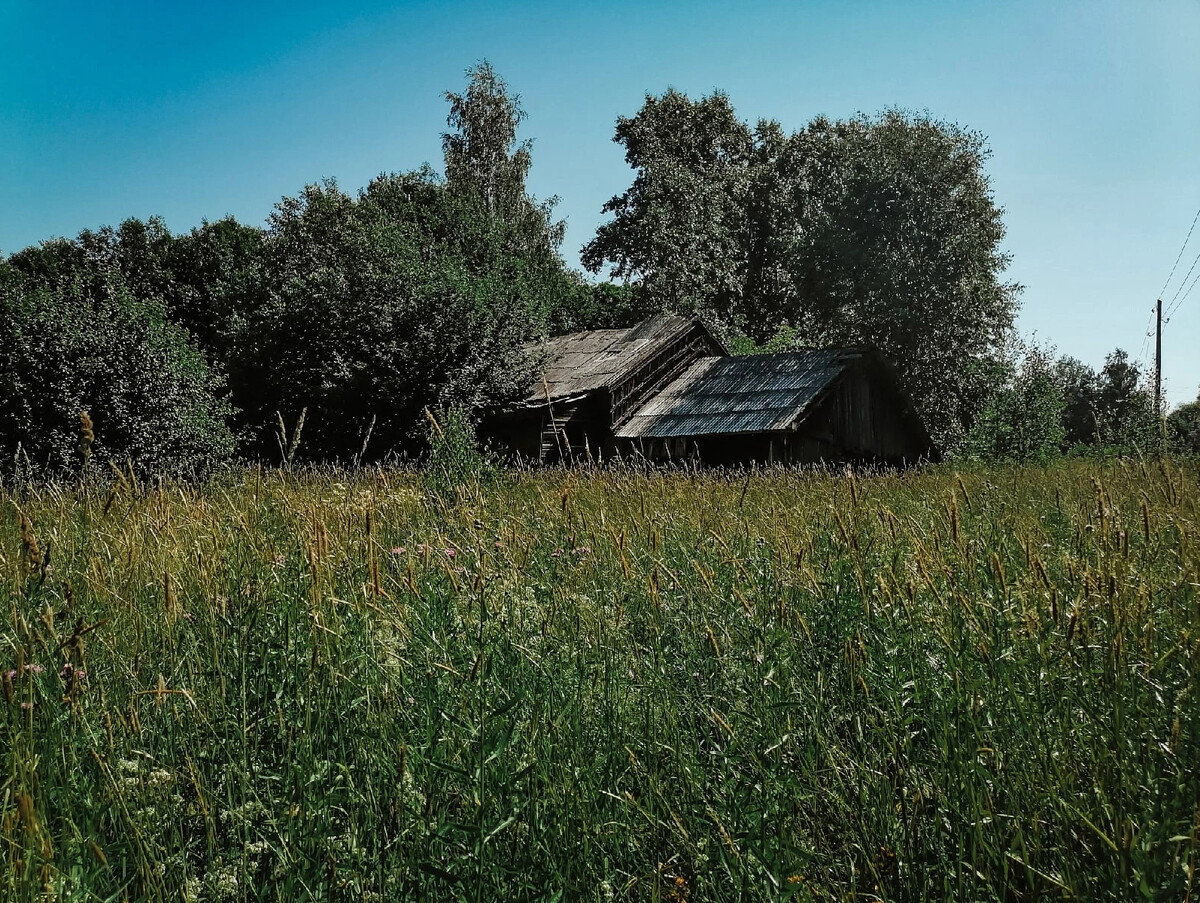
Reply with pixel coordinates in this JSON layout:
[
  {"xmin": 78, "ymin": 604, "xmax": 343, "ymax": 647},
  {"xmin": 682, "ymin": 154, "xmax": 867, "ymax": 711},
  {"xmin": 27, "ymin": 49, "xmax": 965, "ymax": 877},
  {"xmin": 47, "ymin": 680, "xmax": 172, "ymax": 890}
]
[{"xmin": 583, "ymin": 93, "xmax": 1020, "ymax": 449}]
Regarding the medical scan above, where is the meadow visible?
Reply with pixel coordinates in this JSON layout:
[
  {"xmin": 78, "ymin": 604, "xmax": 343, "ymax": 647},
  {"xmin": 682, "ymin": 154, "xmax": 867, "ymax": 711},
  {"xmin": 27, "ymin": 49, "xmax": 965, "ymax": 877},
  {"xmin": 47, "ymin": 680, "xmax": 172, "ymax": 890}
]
[{"xmin": 1, "ymin": 459, "xmax": 1198, "ymax": 901}]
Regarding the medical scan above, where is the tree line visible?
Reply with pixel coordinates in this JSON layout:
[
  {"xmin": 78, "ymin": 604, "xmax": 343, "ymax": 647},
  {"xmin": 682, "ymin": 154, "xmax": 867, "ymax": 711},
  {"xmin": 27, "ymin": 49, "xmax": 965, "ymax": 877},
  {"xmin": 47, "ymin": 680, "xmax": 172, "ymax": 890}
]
[{"xmin": 1, "ymin": 63, "xmax": 1195, "ymax": 478}]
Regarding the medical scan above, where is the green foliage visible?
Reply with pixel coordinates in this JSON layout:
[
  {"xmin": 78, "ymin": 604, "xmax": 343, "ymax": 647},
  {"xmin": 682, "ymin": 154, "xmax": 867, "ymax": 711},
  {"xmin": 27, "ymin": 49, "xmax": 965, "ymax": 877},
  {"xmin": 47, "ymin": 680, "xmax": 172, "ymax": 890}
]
[
  {"xmin": 1056, "ymin": 350, "xmax": 1157, "ymax": 454},
  {"xmin": 725, "ymin": 323, "xmax": 803, "ymax": 356},
  {"xmin": 2, "ymin": 461, "xmax": 1198, "ymax": 900},
  {"xmin": 582, "ymin": 89, "xmax": 754, "ymax": 323},
  {"xmin": 1094, "ymin": 349, "xmax": 1158, "ymax": 450},
  {"xmin": 227, "ymin": 65, "xmax": 574, "ymax": 462},
  {"xmin": 584, "ymin": 93, "xmax": 1020, "ymax": 451},
  {"xmin": 5, "ymin": 215, "xmax": 267, "ymax": 373},
  {"xmin": 767, "ymin": 113, "xmax": 1018, "ymax": 450},
  {"xmin": 3, "ymin": 64, "xmax": 574, "ymax": 469},
  {"xmin": 158, "ymin": 217, "xmax": 267, "ymax": 360},
  {"xmin": 1056, "ymin": 354, "xmax": 1101, "ymax": 447},
  {"xmin": 1167, "ymin": 390, "xmax": 1200, "ymax": 452},
  {"xmin": 547, "ymin": 280, "xmax": 654, "ymax": 333},
  {"xmin": 443, "ymin": 61, "xmax": 562, "ymax": 250},
  {"xmin": 962, "ymin": 343, "xmax": 1065, "ymax": 462},
  {"xmin": 423, "ymin": 405, "xmax": 488, "ymax": 500},
  {"xmin": 229, "ymin": 167, "xmax": 570, "ymax": 462},
  {"xmin": 0, "ymin": 263, "xmax": 234, "ymax": 479}
]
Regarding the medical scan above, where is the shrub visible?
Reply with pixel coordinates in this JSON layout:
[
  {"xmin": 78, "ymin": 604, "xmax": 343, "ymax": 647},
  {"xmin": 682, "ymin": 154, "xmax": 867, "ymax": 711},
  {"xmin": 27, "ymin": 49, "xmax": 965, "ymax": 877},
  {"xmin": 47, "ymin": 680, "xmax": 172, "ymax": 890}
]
[{"xmin": 0, "ymin": 265, "xmax": 234, "ymax": 480}]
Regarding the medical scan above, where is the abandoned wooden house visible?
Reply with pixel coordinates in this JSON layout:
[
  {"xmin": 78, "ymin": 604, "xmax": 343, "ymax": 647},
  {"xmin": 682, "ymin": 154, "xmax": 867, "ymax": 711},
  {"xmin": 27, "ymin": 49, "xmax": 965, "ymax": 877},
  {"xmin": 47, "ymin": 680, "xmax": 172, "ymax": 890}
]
[
  {"xmin": 479, "ymin": 315, "xmax": 940, "ymax": 467},
  {"xmin": 479, "ymin": 314, "xmax": 726, "ymax": 461}
]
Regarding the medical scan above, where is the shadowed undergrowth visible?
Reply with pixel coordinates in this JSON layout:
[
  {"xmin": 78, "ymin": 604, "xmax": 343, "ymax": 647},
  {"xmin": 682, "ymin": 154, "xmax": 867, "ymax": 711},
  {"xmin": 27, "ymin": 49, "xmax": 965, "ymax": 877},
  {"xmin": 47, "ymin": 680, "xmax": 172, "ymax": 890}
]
[{"xmin": 2, "ymin": 459, "xmax": 1198, "ymax": 901}]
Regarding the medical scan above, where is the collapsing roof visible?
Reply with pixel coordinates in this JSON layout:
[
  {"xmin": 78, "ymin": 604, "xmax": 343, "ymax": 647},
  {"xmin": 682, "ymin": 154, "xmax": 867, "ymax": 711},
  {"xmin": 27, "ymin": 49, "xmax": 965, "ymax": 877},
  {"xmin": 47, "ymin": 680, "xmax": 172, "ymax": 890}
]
[{"xmin": 521, "ymin": 314, "xmax": 713, "ymax": 405}]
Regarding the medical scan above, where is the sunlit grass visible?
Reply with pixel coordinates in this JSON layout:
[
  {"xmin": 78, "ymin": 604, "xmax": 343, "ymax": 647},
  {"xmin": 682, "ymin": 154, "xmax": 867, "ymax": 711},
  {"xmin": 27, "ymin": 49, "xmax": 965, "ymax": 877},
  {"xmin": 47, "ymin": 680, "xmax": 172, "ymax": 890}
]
[{"xmin": 2, "ymin": 458, "xmax": 1198, "ymax": 901}]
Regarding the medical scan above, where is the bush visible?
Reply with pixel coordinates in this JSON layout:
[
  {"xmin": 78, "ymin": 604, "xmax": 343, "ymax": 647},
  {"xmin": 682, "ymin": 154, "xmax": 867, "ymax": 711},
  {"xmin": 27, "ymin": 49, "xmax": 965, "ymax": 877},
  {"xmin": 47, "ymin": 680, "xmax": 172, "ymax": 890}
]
[
  {"xmin": 961, "ymin": 344, "xmax": 1064, "ymax": 462},
  {"xmin": 0, "ymin": 265, "xmax": 234, "ymax": 480}
]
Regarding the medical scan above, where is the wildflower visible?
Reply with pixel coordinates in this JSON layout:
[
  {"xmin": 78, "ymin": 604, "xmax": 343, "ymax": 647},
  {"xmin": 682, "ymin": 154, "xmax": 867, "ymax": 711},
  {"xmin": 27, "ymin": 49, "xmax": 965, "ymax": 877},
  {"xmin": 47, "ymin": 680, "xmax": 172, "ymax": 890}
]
[
  {"xmin": 551, "ymin": 549, "xmax": 563, "ymax": 558},
  {"xmin": 60, "ymin": 663, "xmax": 87, "ymax": 682},
  {"xmin": 23, "ymin": 664, "xmax": 44, "ymax": 675},
  {"xmin": 493, "ymin": 540, "xmax": 503, "ymax": 549},
  {"xmin": 390, "ymin": 547, "xmax": 406, "ymax": 556},
  {"xmin": 272, "ymin": 553, "xmax": 286, "ymax": 567},
  {"xmin": 5, "ymin": 670, "xmax": 15, "ymax": 681},
  {"xmin": 20, "ymin": 702, "xmax": 33, "ymax": 711},
  {"xmin": 444, "ymin": 548, "xmax": 457, "ymax": 558},
  {"xmin": 573, "ymin": 546, "xmax": 591, "ymax": 556}
]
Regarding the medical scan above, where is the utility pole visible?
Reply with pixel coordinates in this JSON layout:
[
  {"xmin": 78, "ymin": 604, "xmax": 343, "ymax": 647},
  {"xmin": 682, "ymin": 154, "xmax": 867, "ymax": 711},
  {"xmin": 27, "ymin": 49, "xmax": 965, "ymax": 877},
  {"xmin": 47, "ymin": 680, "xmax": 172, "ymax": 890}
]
[{"xmin": 1155, "ymin": 297, "xmax": 1165, "ymax": 447}]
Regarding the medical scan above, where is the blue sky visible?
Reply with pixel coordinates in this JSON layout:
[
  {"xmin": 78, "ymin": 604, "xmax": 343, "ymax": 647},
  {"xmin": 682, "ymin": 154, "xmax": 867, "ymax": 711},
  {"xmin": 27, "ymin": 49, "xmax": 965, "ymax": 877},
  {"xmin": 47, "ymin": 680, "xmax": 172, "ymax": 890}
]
[{"xmin": 3, "ymin": 0, "xmax": 1198, "ymax": 406}]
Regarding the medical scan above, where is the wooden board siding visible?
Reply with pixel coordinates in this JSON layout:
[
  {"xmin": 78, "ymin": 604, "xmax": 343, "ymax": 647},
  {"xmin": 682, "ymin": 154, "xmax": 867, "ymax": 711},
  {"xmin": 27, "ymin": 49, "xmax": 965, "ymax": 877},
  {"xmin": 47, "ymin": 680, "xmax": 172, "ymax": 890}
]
[{"xmin": 808, "ymin": 366, "xmax": 925, "ymax": 464}]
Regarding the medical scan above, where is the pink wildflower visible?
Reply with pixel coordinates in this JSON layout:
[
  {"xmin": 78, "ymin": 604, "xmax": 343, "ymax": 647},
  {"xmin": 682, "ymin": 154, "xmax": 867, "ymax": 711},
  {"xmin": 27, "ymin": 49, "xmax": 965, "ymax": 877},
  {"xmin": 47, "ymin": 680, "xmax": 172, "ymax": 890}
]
[
  {"xmin": 390, "ymin": 547, "xmax": 406, "ymax": 556},
  {"xmin": 60, "ymin": 663, "xmax": 86, "ymax": 682}
]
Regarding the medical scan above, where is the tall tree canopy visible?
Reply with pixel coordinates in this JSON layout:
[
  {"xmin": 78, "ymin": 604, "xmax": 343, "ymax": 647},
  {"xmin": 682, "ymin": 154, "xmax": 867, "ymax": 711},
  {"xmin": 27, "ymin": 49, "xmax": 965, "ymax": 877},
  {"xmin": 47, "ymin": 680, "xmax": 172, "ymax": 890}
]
[
  {"xmin": 228, "ymin": 63, "xmax": 576, "ymax": 461},
  {"xmin": 1, "ymin": 63, "xmax": 578, "ymax": 469},
  {"xmin": 583, "ymin": 92, "xmax": 1020, "ymax": 448},
  {"xmin": 581, "ymin": 90, "xmax": 754, "ymax": 320},
  {"xmin": 962, "ymin": 342, "xmax": 1065, "ymax": 463},
  {"xmin": 230, "ymin": 169, "xmax": 572, "ymax": 461},
  {"xmin": 443, "ymin": 62, "xmax": 564, "ymax": 252}
]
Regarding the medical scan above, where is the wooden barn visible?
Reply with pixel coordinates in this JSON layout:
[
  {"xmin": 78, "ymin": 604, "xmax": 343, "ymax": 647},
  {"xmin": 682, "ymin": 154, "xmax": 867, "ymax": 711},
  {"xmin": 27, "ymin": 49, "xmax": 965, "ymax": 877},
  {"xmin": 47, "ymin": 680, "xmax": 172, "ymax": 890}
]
[
  {"xmin": 479, "ymin": 314, "xmax": 726, "ymax": 462},
  {"xmin": 479, "ymin": 316, "xmax": 939, "ymax": 467},
  {"xmin": 614, "ymin": 348, "xmax": 939, "ymax": 466}
]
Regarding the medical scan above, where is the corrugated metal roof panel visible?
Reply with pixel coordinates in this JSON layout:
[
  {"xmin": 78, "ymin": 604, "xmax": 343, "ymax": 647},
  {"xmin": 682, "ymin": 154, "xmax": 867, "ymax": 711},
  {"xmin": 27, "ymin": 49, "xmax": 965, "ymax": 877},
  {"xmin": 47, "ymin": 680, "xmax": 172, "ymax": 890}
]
[
  {"xmin": 523, "ymin": 314, "xmax": 695, "ymax": 402},
  {"xmin": 615, "ymin": 350, "xmax": 861, "ymax": 438}
]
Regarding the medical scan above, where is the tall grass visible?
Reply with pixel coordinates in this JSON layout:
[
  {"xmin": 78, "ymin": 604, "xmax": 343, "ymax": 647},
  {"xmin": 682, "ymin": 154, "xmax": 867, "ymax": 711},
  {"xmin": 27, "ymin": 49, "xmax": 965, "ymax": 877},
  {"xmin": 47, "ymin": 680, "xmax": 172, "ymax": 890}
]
[{"xmin": 1, "ymin": 459, "xmax": 1198, "ymax": 901}]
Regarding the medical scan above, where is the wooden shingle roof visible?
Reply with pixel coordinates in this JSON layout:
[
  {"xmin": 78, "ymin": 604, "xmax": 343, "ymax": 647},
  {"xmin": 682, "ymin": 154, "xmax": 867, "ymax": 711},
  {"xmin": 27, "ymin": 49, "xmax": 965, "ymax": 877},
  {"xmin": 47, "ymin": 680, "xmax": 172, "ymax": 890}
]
[{"xmin": 524, "ymin": 314, "xmax": 701, "ymax": 404}]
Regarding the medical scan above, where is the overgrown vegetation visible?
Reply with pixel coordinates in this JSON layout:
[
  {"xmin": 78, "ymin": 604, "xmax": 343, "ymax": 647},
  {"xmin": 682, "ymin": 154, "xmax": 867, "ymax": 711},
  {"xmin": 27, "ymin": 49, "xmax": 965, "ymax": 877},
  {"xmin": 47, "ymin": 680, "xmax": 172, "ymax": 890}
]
[
  {"xmin": 6, "ymin": 63, "xmax": 1186, "ymax": 477},
  {"xmin": 0, "ymin": 264, "xmax": 234, "ymax": 479},
  {"xmin": 2, "ymin": 459, "xmax": 1198, "ymax": 900}
]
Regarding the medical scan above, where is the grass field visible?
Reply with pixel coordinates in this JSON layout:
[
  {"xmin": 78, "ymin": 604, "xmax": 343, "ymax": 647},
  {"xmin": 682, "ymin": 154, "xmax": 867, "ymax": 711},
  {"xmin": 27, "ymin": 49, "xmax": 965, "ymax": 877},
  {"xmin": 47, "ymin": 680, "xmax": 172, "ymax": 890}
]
[{"xmin": 2, "ymin": 459, "xmax": 1198, "ymax": 901}]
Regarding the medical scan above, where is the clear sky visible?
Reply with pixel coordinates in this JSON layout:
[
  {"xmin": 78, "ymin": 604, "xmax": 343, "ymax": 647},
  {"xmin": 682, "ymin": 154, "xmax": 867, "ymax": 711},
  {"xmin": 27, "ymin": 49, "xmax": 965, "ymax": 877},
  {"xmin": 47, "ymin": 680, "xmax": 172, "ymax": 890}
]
[{"xmin": 3, "ymin": 0, "xmax": 1198, "ymax": 406}]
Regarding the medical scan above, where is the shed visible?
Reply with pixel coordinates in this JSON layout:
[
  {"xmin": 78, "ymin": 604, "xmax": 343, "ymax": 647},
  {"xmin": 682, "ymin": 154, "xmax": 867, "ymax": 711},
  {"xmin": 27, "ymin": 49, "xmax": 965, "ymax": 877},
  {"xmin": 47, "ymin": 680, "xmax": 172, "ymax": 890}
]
[
  {"xmin": 479, "ymin": 314, "xmax": 726, "ymax": 461},
  {"xmin": 614, "ymin": 348, "xmax": 939, "ymax": 466}
]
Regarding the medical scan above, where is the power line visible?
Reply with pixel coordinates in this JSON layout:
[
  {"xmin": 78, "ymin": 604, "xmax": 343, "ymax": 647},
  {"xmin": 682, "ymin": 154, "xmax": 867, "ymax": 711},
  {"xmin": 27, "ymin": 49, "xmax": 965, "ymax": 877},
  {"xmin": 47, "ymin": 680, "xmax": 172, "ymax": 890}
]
[
  {"xmin": 1159, "ymin": 203, "xmax": 1200, "ymax": 299},
  {"xmin": 1164, "ymin": 244, "xmax": 1200, "ymax": 320},
  {"xmin": 1167, "ymin": 259, "xmax": 1200, "ymax": 321},
  {"xmin": 1137, "ymin": 304, "xmax": 1156, "ymax": 363}
]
